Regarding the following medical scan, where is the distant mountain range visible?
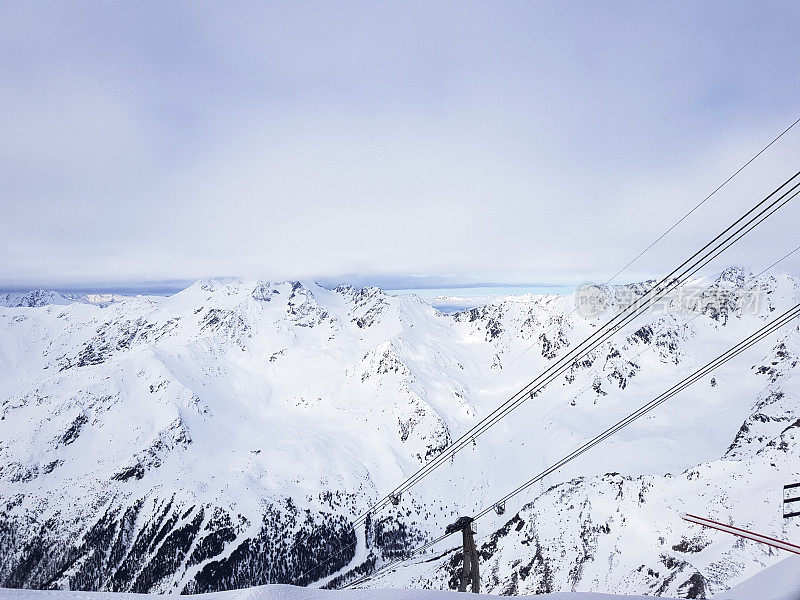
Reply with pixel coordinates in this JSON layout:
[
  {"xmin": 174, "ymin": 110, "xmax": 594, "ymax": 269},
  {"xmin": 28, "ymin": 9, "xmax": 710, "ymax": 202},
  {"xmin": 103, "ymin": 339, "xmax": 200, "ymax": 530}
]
[{"xmin": 1, "ymin": 268, "xmax": 798, "ymax": 597}]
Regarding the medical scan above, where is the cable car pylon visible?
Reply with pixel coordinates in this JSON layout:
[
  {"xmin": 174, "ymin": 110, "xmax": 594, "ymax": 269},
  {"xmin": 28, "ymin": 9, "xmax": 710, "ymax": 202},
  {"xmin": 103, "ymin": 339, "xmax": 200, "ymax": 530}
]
[{"xmin": 445, "ymin": 516, "xmax": 480, "ymax": 592}]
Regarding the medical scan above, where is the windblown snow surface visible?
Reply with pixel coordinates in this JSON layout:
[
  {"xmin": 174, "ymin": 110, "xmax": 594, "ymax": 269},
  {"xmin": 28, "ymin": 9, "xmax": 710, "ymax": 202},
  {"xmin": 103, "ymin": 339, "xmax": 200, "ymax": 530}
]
[
  {"xmin": 0, "ymin": 556, "xmax": 798, "ymax": 599},
  {"xmin": 1, "ymin": 268, "xmax": 798, "ymax": 598}
]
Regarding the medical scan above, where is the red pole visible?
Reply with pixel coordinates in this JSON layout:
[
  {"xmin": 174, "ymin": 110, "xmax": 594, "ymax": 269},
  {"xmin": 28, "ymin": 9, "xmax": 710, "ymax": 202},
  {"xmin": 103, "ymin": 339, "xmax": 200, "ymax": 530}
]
[{"xmin": 681, "ymin": 513, "xmax": 800, "ymax": 555}]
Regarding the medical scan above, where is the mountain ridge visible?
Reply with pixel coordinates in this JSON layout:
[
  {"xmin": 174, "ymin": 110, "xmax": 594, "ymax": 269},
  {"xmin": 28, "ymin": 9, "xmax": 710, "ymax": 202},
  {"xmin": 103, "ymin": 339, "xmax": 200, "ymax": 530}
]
[{"xmin": 1, "ymin": 268, "xmax": 798, "ymax": 596}]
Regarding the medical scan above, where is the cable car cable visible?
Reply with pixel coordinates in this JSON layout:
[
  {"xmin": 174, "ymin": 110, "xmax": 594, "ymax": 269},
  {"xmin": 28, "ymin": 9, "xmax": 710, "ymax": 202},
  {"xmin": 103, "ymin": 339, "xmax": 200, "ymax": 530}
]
[{"xmin": 344, "ymin": 301, "xmax": 800, "ymax": 588}]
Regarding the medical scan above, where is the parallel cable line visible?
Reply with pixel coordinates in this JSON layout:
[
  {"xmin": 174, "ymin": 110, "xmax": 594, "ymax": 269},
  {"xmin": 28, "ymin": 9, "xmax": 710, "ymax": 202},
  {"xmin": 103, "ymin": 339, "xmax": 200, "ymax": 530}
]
[
  {"xmin": 752, "ymin": 243, "xmax": 800, "ymax": 280},
  {"xmin": 285, "ymin": 119, "xmax": 800, "ymax": 578},
  {"xmin": 472, "ymin": 303, "xmax": 800, "ymax": 521},
  {"xmin": 338, "ymin": 531, "xmax": 454, "ymax": 590},
  {"xmin": 344, "ymin": 301, "xmax": 800, "ymax": 588},
  {"xmin": 605, "ymin": 116, "xmax": 800, "ymax": 285},
  {"xmin": 556, "ymin": 255, "xmax": 800, "ymax": 410},
  {"xmin": 297, "ymin": 172, "xmax": 800, "ymax": 586},
  {"xmin": 297, "ymin": 537, "xmax": 360, "ymax": 587},
  {"xmin": 350, "ymin": 172, "xmax": 800, "ymax": 530},
  {"xmin": 458, "ymin": 116, "xmax": 800, "ymax": 407}
]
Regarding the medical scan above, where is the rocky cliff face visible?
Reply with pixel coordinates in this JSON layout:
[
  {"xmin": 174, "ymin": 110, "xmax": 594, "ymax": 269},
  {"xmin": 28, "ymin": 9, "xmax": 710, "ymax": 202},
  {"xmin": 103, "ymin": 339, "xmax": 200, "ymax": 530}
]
[{"xmin": 0, "ymin": 270, "xmax": 798, "ymax": 596}]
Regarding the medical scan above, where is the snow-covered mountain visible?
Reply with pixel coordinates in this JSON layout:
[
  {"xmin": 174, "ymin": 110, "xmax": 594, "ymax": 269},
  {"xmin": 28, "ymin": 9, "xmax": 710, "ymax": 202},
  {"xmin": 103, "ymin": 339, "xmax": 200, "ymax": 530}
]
[
  {"xmin": 1, "ymin": 269, "xmax": 798, "ymax": 597},
  {"xmin": 0, "ymin": 291, "xmax": 128, "ymax": 309}
]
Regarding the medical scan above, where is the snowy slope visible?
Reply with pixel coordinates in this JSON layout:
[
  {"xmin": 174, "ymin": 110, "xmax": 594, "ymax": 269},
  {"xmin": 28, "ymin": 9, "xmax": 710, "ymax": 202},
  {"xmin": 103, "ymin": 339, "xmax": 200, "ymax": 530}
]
[
  {"xmin": 720, "ymin": 556, "xmax": 800, "ymax": 600},
  {"xmin": 0, "ymin": 269, "xmax": 798, "ymax": 597},
  {"xmin": 0, "ymin": 556, "xmax": 798, "ymax": 599},
  {"xmin": 0, "ymin": 588, "xmax": 680, "ymax": 600}
]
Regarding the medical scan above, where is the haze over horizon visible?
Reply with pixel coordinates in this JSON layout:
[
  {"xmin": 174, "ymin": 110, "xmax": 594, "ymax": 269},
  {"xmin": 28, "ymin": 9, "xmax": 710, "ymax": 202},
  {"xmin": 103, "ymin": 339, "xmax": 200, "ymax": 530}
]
[{"xmin": 2, "ymin": 1, "xmax": 799, "ymax": 288}]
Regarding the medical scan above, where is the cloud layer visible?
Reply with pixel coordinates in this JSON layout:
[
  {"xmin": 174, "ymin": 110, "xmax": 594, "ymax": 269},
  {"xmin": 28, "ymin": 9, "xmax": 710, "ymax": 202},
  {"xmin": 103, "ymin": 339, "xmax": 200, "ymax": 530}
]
[{"xmin": 2, "ymin": 1, "xmax": 799, "ymax": 287}]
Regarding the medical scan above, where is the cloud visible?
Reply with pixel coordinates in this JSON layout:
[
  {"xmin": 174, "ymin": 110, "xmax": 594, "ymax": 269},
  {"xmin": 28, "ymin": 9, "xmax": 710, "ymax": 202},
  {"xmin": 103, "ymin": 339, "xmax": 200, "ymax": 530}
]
[{"xmin": 1, "ymin": 1, "xmax": 799, "ymax": 287}]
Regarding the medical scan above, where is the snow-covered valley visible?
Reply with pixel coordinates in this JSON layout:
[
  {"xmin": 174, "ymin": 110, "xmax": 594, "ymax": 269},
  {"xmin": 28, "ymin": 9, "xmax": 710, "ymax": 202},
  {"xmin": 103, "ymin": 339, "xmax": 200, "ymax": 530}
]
[{"xmin": 1, "ymin": 269, "xmax": 799, "ymax": 598}]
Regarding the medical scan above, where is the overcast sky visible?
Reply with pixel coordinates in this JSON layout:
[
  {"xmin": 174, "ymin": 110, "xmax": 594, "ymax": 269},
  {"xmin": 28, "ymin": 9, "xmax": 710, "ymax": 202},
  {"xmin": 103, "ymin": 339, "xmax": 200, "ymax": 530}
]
[{"xmin": 1, "ymin": 1, "xmax": 799, "ymax": 289}]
